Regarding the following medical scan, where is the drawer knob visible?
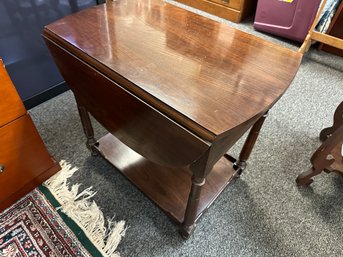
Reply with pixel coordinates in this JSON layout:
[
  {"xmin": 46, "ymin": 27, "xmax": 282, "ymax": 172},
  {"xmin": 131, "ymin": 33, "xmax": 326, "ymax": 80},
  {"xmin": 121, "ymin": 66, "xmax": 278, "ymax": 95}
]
[
  {"xmin": 222, "ymin": 0, "xmax": 229, "ymax": 3},
  {"xmin": 0, "ymin": 164, "xmax": 4, "ymax": 173}
]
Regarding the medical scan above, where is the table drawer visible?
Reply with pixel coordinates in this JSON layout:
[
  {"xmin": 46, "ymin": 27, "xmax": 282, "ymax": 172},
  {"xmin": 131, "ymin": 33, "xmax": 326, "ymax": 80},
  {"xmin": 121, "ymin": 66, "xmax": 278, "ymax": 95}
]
[
  {"xmin": 0, "ymin": 60, "xmax": 26, "ymax": 127},
  {"xmin": 0, "ymin": 114, "xmax": 55, "ymax": 204},
  {"xmin": 209, "ymin": 0, "xmax": 241, "ymax": 10}
]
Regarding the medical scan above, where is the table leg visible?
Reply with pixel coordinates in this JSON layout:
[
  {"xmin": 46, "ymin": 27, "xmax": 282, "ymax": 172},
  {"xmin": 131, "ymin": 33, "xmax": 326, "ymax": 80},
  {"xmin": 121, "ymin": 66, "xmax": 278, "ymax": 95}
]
[
  {"xmin": 180, "ymin": 175, "xmax": 206, "ymax": 239},
  {"xmin": 234, "ymin": 111, "xmax": 269, "ymax": 176},
  {"xmin": 77, "ymin": 104, "xmax": 98, "ymax": 155}
]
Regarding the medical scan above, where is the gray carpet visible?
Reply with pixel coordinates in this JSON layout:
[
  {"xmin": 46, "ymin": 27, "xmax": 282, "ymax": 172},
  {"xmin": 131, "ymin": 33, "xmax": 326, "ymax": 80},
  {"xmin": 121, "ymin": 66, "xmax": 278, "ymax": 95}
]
[{"xmin": 29, "ymin": 2, "xmax": 343, "ymax": 257}]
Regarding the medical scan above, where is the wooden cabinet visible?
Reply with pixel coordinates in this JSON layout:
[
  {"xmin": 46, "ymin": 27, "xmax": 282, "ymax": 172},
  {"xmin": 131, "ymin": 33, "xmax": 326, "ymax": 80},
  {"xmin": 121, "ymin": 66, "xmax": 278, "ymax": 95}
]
[
  {"xmin": 0, "ymin": 59, "xmax": 60, "ymax": 211},
  {"xmin": 318, "ymin": 2, "xmax": 343, "ymax": 56},
  {"xmin": 174, "ymin": 0, "xmax": 258, "ymax": 23}
]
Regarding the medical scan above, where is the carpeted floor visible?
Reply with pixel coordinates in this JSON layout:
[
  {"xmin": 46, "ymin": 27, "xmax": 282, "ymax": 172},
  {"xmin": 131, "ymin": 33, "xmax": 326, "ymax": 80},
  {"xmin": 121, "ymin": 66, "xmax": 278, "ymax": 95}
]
[{"xmin": 29, "ymin": 2, "xmax": 343, "ymax": 257}]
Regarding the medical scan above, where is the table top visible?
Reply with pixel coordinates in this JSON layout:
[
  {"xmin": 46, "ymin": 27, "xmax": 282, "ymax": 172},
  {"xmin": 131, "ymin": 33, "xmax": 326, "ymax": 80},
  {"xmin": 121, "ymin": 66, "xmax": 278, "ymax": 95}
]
[{"xmin": 44, "ymin": 0, "xmax": 302, "ymax": 141}]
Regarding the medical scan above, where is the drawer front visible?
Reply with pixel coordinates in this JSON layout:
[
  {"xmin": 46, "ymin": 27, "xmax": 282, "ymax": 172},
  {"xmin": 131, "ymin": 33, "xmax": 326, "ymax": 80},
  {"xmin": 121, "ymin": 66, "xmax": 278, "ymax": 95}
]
[
  {"xmin": 209, "ymin": 0, "xmax": 241, "ymax": 10},
  {"xmin": 0, "ymin": 59, "xmax": 26, "ymax": 127},
  {"xmin": 0, "ymin": 114, "xmax": 55, "ymax": 203}
]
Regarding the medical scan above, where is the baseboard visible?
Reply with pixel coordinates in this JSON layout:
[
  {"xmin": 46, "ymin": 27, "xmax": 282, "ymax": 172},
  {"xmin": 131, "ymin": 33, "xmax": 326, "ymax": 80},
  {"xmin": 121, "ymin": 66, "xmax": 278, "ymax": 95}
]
[{"xmin": 24, "ymin": 82, "xmax": 69, "ymax": 110}]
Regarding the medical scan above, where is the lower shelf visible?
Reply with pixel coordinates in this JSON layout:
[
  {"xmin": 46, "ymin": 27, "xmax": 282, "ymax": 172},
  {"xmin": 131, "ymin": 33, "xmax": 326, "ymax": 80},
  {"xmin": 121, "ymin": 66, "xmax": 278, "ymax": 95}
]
[{"xmin": 95, "ymin": 133, "xmax": 236, "ymax": 224}]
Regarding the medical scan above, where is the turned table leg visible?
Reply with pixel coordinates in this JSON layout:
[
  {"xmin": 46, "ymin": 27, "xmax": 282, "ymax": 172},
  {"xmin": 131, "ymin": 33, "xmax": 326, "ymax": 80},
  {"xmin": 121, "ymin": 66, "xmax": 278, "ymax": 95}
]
[
  {"xmin": 180, "ymin": 148, "xmax": 215, "ymax": 238},
  {"xmin": 76, "ymin": 104, "xmax": 98, "ymax": 155},
  {"xmin": 234, "ymin": 111, "xmax": 269, "ymax": 176},
  {"xmin": 180, "ymin": 175, "xmax": 206, "ymax": 239}
]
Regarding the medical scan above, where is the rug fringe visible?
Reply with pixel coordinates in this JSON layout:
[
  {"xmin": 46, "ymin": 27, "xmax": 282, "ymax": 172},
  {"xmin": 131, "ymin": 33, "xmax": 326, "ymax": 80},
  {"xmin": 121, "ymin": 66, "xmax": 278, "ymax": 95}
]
[{"xmin": 43, "ymin": 160, "xmax": 126, "ymax": 257}]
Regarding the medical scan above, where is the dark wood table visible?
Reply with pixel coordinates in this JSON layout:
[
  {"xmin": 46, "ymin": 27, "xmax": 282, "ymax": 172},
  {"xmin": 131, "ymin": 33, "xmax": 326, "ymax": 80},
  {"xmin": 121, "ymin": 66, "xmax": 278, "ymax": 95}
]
[{"xmin": 43, "ymin": 0, "xmax": 302, "ymax": 238}]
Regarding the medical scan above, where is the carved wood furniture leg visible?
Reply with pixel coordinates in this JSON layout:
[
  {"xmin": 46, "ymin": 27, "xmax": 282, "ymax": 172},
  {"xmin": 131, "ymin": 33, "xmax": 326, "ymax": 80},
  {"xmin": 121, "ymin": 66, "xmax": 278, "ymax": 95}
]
[
  {"xmin": 76, "ymin": 103, "xmax": 98, "ymax": 155},
  {"xmin": 180, "ymin": 175, "xmax": 206, "ymax": 239},
  {"xmin": 296, "ymin": 166, "xmax": 325, "ymax": 187},
  {"xmin": 234, "ymin": 111, "xmax": 269, "ymax": 176},
  {"xmin": 296, "ymin": 124, "xmax": 343, "ymax": 186},
  {"xmin": 319, "ymin": 101, "xmax": 343, "ymax": 141}
]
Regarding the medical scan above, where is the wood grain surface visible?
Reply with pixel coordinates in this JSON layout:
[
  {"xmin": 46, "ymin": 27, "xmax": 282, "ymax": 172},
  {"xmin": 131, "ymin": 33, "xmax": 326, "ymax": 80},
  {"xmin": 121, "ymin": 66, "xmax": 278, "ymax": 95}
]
[
  {"xmin": 0, "ymin": 59, "xmax": 26, "ymax": 127},
  {"xmin": 0, "ymin": 58, "xmax": 60, "ymax": 212},
  {"xmin": 0, "ymin": 115, "xmax": 60, "ymax": 211},
  {"xmin": 43, "ymin": 0, "xmax": 302, "ymax": 141},
  {"xmin": 95, "ymin": 133, "xmax": 236, "ymax": 224}
]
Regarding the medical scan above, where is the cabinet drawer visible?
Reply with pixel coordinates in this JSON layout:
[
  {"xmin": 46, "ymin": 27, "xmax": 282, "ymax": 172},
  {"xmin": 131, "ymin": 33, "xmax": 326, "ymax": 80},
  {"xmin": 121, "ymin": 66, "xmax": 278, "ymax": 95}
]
[
  {"xmin": 0, "ymin": 59, "xmax": 26, "ymax": 127},
  {"xmin": 0, "ymin": 114, "xmax": 55, "ymax": 204},
  {"xmin": 209, "ymin": 0, "xmax": 241, "ymax": 10}
]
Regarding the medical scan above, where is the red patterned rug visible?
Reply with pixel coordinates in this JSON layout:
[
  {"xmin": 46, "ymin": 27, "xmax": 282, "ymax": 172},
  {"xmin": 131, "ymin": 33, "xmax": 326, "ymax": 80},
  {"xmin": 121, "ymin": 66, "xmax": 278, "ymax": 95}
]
[{"xmin": 0, "ymin": 161, "xmax": 125, "ymax": 257}]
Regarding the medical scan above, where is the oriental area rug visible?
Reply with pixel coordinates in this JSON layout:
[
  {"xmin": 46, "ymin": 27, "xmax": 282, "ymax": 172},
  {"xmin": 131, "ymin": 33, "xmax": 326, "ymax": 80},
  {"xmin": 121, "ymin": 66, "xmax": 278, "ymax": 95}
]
[{"xmin": 0, "ymin": 161, "xmax": 125, "ymax": 257}]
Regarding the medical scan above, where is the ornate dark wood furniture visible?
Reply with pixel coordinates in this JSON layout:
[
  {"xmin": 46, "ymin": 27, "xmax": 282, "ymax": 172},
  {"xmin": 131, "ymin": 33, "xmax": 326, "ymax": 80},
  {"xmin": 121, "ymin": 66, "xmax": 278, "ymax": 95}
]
[
  {"xmin": 296, "ymin": 102, "xmax": 343, "ymax": 186},
  {"xmin": 174, "ymin": 0, "xmax": 257, "ymax": 22},
  {"xmin": 43, "ymin": 0, "xmax": 302, "ymax": 238},
  {"xmin": 0, "ymin": 59, "xmax": 61, "ymax": 212}
]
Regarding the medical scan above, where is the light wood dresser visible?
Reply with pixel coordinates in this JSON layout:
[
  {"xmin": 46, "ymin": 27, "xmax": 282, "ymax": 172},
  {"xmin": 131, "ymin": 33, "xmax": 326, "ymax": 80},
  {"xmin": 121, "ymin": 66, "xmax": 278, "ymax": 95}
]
[
  {"xmin": 174, "ymin": 0, "xmax": 258, "ymax": 22},
  {"xmin": 0, "ymin": 59, "xmax": 60, "ymax": 211}
]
